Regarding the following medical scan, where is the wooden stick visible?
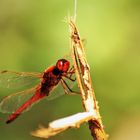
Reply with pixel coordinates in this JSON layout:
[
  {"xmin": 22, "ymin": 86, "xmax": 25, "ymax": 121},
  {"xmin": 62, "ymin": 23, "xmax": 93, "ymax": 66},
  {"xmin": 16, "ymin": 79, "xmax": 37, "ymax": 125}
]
[{"xmin": 69, "ymin": 18, "xmax": 108, "ymax": 140}]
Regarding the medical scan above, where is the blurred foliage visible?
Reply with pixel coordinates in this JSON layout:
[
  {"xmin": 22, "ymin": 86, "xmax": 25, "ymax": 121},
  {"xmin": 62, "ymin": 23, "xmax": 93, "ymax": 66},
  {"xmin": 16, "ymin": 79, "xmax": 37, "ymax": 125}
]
[{"xmin": 0, "ymin": 0, "xmax": 140, "ymax": 140}]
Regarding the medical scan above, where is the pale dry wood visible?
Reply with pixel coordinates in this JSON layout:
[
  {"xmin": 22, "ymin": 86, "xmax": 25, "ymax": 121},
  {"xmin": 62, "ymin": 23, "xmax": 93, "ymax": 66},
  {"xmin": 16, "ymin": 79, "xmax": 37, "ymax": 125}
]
[{"xmin": 69, "ymin": 19, "xmax": 108, "ymax": 140}]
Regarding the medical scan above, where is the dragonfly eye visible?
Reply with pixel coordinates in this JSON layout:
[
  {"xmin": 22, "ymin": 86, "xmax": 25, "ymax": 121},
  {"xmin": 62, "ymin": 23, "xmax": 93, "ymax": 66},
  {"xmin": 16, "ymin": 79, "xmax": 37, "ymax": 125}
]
[{"xmin": 56, "ymin": 59, "xmax": 70, "ymax": 72}]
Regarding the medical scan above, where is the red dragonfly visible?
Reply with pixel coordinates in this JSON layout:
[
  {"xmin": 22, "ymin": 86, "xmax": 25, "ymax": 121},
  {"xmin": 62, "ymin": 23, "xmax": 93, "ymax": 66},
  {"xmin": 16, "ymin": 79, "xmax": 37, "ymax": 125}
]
[{"xmin": 0, "ymin": 59, "xmax": 76, "ymax": 124}]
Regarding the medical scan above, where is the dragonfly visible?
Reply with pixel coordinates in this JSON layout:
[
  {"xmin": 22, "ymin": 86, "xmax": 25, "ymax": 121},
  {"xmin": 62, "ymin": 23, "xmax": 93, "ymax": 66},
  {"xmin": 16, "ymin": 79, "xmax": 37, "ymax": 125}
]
[{"xmin": 0, "ymin": 59, "xmax": 76, "ymax": 124}]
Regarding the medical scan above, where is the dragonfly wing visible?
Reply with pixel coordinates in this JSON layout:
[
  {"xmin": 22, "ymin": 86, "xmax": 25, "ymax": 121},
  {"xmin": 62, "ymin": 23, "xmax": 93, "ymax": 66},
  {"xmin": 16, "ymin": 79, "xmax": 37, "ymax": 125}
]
[
  {"xmin": 46, "ymin": 76, "xmax": 77, "ymax": 101},
  {"xmin": 0, "ymin": 86, "xmax": 38, "ymax": 113},
  {"xmin": 46, "ymin": 82, "xmax": 65, "ymax": 100},
  {"xmin": 0, "ymin": 71, "xmax": 42, "ymax": 89}
]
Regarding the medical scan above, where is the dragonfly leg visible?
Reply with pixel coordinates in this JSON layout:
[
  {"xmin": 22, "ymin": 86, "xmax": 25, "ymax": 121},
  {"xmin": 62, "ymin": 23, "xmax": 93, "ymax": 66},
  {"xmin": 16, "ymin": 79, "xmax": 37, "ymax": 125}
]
[
  {"xmin": 61, "ymin": 78, "xmax": 80, "ymax": 95},
  {"xmin": 63, "ymin": 74, "xmax": 76, "ymax": 82},
  {"xmin": 68, "ymin": 65, "xmax": 74, "ymax": 72},
  {"xmin": 60, "ymin": 80, "xmax": 69, "ymax": 95},
  {"xmin": 62, "ymin": 66, "xmax": 76, "ymax": 81},
  {"xmin": 68, "ymin": 66, "xmax": 75, "ymax": 77}
]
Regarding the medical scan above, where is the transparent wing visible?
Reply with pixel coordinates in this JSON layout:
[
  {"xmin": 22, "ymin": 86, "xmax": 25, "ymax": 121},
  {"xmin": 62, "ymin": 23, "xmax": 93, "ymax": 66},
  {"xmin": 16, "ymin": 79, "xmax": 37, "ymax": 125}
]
[
  {"xmin": 46, "ymin": 76, "xmax": 77, "ymax": 101},
  {"xmin": 46, "ymin": 82, "xmax": 65, "ymax": 101},
  {"xmin": 0, "ymin": 86, "xmax": 38, "ymax": 113},
  {"xmin": 0, "ymin": 79, "xmax": 76, "ymax": 114},
  {"xmin": 0, "ymin": 70, "xmax": 42, "ymax": 89}
]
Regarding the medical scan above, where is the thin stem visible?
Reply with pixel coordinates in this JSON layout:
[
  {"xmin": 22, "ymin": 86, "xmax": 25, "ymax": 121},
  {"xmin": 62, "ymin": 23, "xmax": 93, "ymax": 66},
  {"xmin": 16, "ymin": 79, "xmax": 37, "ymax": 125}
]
[{"xmin": 69, "ymin": 19, "xmax": 108, "ymax": 140}]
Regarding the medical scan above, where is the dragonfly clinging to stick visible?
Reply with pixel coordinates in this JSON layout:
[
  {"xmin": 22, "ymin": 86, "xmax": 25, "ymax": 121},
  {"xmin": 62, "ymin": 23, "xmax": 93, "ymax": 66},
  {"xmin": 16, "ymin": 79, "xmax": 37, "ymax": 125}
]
[{"xmin": 0, "ymin": 59, "xmax": 76, "ymax": 123}]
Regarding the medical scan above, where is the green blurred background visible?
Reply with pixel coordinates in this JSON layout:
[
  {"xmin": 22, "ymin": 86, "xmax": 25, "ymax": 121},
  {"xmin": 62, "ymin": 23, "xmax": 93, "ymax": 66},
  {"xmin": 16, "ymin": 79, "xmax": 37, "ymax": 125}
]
[{"xmin": 0, "ymin": 0, "xmax": 140, "ymax": 140}]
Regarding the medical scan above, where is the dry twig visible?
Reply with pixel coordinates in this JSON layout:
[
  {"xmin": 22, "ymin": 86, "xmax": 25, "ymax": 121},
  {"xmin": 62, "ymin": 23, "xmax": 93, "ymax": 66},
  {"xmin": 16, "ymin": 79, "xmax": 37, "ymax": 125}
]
[{"xmin": 69, "ymin": 18, "xmax": 108, "ymax": 140}]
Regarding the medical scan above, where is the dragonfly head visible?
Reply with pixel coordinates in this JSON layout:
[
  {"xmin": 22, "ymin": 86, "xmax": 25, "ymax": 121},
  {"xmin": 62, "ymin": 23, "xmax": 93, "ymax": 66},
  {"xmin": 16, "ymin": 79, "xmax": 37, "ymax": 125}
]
[{"xmin": 56, "ymin": 59, "xmax": 70, "ymax": 73}]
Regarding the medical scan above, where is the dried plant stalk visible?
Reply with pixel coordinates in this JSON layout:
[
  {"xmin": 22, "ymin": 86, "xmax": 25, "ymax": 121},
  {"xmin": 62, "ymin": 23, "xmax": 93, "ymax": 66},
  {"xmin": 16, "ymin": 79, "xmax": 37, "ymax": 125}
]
[{"xmin": 69, "ymin": 19, "xmax": 108, "ymax": 140}]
